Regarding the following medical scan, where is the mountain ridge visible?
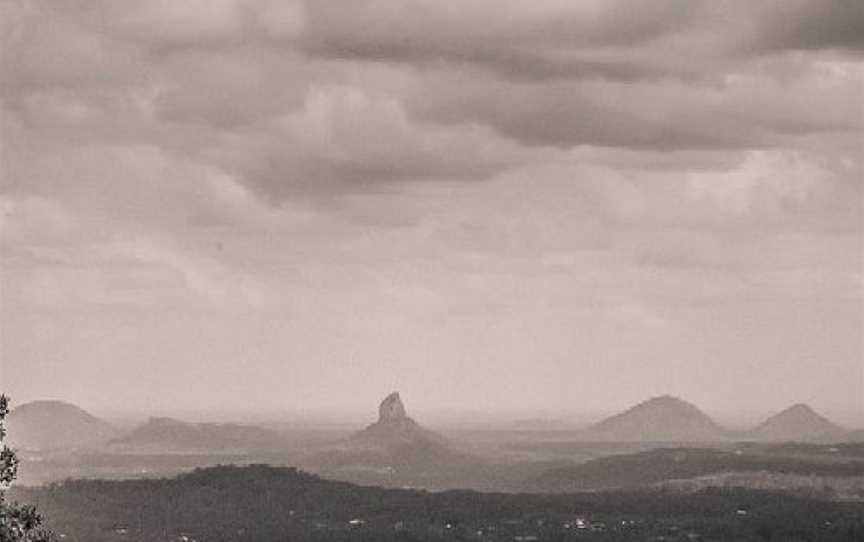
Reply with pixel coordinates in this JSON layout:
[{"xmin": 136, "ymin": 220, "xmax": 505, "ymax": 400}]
[{"xmin": 111, "ymin": 416, "xmax": 290, "ymax": 453}]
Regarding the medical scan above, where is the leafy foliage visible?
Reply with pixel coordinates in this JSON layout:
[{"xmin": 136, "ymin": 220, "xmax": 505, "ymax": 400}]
[
  {"xmin": 534, "ymin": 446, "xmax": 864, "ymax": 492},
  {"xmin": 0, "ymin": 395, "xmax": 52, "ymax": 542},
  {"xmin": 17, "ymin": 464, "xmax": 864, "ymax": 541}
]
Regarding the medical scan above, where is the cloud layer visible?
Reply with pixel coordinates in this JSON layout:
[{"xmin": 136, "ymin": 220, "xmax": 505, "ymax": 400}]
[{"xmin": 1, "ymin": 0, "xmax": 862, "ymax": 420}]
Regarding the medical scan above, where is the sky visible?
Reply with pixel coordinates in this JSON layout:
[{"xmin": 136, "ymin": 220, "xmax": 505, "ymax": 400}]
[{"xmin": 1, "ymin": 0, "xmax": 862, "ymax": 425}]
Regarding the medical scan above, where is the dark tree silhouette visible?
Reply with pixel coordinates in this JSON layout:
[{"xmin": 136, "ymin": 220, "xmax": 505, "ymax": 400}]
[{"xmin": 0, "ymin": 395, "xmax": 52, "ymax": 541}]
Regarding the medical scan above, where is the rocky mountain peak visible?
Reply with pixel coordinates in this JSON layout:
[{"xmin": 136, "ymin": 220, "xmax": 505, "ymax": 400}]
[
  {"xmin": 378, "ymin": 392, "xmax": 407, "ymax": 423},
  {"xmin": 347, "ymin": 392, "xmax": 452, "ymax": 456}
]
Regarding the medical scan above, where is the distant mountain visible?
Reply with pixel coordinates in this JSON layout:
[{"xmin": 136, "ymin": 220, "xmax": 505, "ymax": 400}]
[
  {"xmin": 349, "ymin": 392, "xmax": 448, "ymax": 451},
  {"xmin": 5, "ymin": 400, "xmax": 118, "ymax": 451},
  {"xmin": 750, "ymin": 404, "xmax": 845, "ymax": 442},
  {"xmin": 305, "ymin": 392, "xmax": 471, "ymax": 475},
  {"xmin": 111, "ymin": 417, "xmax": 289, "ymax": 453},
  {"xmin": 580, "ymin": 396, "xmax": 727, "ymax": 442}
]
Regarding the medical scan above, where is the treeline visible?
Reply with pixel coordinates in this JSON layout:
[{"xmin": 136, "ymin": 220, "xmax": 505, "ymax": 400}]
[
  {"xmin": 11, "ymin": 464, "xmax": 864, "ymax": 542},
  {"xmin": 534, "ymin": 446, "xmax": 864, "ymax": 491}
]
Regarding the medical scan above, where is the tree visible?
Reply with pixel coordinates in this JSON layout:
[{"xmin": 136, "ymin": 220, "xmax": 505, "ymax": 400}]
[{"xmin": 0, "ymin": 395, "xmax": 52, "ymax": 541}]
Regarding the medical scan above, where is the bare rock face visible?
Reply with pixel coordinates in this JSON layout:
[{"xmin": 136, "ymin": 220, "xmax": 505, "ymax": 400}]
[
  {"xmin": 378, "ymin": 392, "xmax": 407, "ymax": 423},
  {"xmin": 309, "ymin": 392, "xmax": 468, "ymax": 471},
  {"xmin": 349, "ymin": 392, "xmax": 448, "ymax": 450}
]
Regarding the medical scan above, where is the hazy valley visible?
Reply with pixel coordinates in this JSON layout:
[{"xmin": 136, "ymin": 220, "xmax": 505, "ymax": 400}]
[{"xmin": 10, "ymin": 393, "xmax": 864, "ymax": 492}]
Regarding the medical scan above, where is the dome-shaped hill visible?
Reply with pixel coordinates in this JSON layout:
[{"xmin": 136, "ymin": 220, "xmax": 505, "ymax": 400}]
[
  {"xmin": 581, "ymin": 395, "xmax": 727, "ymax": 442},
  {"xmin": 6, "ymin": 400, "xmax": 118, "ymax": 451},
  {"xmin": 750, "ymin": 404, "xmax": 844, "ymax": 442}
]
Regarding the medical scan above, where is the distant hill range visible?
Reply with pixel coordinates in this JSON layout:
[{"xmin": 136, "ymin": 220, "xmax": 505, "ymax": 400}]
[
  {"xmin": 532, "ymin": 444, "xmax": 864, "ymax": 493},
  {"xmin": 5, "ymin": 400, "xmax": 118, "ymax": 451},
  {"xmin": 748, "ymin": 404, "xmax": 846, "ymax": 442},
  {"xmin": 110, "ymin": 416, "xmax": 290, "ymax": 453},
  {"xmin": 7, "ymin": 395, "xmax": 860, "ymax": 461},
  {"xmin": 573, "ymin": 396, "xmax": 860, "ymax": 444},
  {"xmin": 578, "ymin": 396, "xmax": 728, "ymax": 442}
]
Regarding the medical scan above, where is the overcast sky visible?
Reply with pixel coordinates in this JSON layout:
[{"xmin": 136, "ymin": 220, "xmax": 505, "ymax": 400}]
[{"xmin": 1, "ymin": 0, "xmax": 862, "ymax": 424}]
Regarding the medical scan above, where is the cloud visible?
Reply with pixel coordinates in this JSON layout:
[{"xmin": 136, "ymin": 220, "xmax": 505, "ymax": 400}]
[
  {"xmin": 2, "ymin": 0, "xmax": 862, "ymax": 420},
  {"xmin": 0, "ymin": 1, "xmax": 146, "ymax": 92},
  {"xmin": 407, "ymin": 55, "xmax": 862, "ymax": 150},
  {"xmin": 95, "ymin": 0, "xmax": 305, "ymax": 48},
  {"xmin": 296, "ymin": 0, "xmax": 712, "ymax": 82},
  {"xmin": 1, "ymin": 0, "xmax": 861, "ymax": 288},
  {"xmin": 295, "ymin": 0, "xmax": 864, "ymax": 86},
  {"xmin": 745, "ymin": 0, "xmax": 864, "ymax": 54},
  {"xmin": 4, "ymin": 0, "xmax": 861, "ymax": 186},
  {"xmin": 150, "ymin": 48, "xmax": 312, "ymax": 128},
  {"xmin": 215, "ymin": 85, "xmax": 533, "ymax": 198}
]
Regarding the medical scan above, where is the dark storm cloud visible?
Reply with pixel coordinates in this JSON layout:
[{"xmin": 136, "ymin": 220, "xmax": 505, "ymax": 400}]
[
  {"xmin": 297, "ymin": 0, "xmax": 707, "ymax": 82},
  {"xmin": 2, "ymin": 0, "xmax": 862, "ymax": 187},
  {"xmin": 235, "ymin": 137, "xmax": 519, "ymax": 199},
  {"xmin": 412, "ymin": 86, "xmax": 754, "ymax": 150},
  {"xmin": 747, "ymin": 0, "xmax": 864, "ymax": 54},
  {"xmin": 295, "ymin": 1, "xmax": 864, "ymax": 85},
  {"xmin": 266, "ymin": 0, "xmax": 864, "ymax": 153},
  {"xmin": 406, "ymin": 69, "xmax": 861, "ymax": 151},
  {"xmin": 300, "ymin": 40, "xmax": 665, "ymax": 83}
]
